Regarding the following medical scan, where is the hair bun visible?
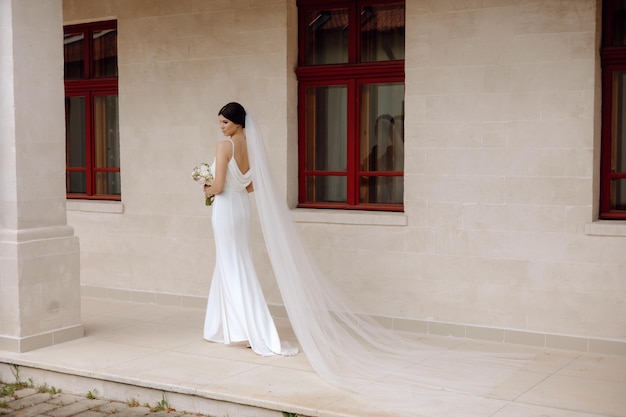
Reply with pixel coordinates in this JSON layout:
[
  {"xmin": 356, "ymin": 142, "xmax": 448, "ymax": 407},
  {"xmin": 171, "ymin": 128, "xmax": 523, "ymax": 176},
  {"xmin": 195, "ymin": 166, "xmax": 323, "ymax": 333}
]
[{"xmin": 218, "ymin": 102, "xmax": 246, "ymax": 127}]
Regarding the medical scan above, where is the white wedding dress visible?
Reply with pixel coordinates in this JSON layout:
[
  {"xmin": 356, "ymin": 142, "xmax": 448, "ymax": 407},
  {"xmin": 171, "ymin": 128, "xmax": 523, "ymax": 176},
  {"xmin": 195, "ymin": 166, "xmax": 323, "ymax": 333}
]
[{"xmin": 203, "ymin": 138, "xmax": 297, "ymax": 356}]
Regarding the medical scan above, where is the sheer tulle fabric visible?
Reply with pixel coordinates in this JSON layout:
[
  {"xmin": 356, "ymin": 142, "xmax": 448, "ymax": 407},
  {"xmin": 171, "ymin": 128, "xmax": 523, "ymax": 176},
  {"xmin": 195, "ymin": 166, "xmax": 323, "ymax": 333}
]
[{"xmin": 245, "ymin": 114, "xmax": 529, "ymax": 414}]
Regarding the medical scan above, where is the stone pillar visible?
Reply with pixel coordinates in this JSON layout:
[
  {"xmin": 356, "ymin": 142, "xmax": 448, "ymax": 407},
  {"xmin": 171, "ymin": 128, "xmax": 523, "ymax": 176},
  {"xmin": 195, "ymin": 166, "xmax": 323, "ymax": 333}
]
[{"xmin": 0, "ymin": 0, "xmax": 82, "ymax": 352}]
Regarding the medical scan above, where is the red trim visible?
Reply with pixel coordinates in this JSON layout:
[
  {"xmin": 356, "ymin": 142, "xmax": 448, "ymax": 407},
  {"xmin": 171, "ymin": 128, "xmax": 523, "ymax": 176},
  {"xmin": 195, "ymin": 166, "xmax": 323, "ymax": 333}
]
[
  {"xmin": 295, "ymin": 60, "xmax": 404, "ymax": 80},
  {"xmin": 346, "ymin": 80, "xmax": 357, "ymax": 205},
  {"xmin": 66, "ymin": 193, "xmax": 121, "ymax": 201},
  {"xmin": 297, "ymin": 202, "xmax": 404, "ymax": 212}
]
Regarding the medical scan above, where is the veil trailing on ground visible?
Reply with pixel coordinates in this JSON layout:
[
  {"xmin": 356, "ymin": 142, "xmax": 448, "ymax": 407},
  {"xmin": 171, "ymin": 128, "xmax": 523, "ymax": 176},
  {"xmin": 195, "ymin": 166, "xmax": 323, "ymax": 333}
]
[{"xmin": 245, "ymin": 114, "xmax": 529, "ymax": 415}]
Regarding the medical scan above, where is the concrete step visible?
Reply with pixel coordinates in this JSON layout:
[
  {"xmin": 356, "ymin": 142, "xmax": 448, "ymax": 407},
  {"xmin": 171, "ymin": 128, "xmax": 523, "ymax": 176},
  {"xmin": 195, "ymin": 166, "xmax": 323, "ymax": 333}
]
[{"xmin": 0, "ymin": 363, "xmax": 309, "ymax": 417}]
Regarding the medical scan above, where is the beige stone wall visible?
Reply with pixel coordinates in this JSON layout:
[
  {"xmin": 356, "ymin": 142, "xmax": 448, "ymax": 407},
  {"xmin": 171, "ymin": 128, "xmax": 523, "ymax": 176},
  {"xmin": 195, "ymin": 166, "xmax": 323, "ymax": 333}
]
[
  {"xmin": 63, "ymin": 0, "xmax": 296, "ymax": 304},
  {"xmin": 63, "ymin": 0, "xmax": 626, "ymax": 346}
]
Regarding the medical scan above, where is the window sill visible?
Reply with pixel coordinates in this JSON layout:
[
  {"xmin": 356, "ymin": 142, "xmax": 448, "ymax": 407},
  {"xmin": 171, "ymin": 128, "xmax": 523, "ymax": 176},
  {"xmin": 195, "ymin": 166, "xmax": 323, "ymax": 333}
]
[
  {"xmin": 66, "ymin": 199, "xmax": 124, "ymax": 214},
  {"xmin": 585, "ymin": 220, "xmax": 626, "ymax": 237},
  {"xmin": 291, "ymin": 208, "xmax": 407, "ymax": 226}
]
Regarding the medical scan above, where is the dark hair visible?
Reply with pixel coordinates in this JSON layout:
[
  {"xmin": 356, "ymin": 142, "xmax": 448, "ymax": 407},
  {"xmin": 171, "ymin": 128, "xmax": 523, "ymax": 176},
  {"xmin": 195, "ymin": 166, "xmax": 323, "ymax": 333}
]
[{"xmin": 218, "ymin": 102, "xmax": 246, "ymax": 127}]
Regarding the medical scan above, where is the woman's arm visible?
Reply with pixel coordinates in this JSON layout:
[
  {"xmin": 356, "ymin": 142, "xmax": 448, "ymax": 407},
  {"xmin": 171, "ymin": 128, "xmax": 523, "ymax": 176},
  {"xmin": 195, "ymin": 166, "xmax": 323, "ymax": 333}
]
[{"xmin": 205, "ymin": 141, "xmax": 230, "ymax": 198}]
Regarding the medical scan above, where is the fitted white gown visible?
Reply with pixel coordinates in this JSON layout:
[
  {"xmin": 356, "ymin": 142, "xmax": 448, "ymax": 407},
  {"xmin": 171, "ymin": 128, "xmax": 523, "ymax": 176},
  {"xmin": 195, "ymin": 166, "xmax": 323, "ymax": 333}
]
[{"xmin": 203, "ymin": 139, "xmax": 296, "ymax": 357}]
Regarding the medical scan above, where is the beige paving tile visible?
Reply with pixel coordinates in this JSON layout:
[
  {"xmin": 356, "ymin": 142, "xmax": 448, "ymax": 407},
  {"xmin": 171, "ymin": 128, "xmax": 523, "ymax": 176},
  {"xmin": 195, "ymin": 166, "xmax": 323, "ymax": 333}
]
[
  {"xmin": 320, "ymin": 392, "xmax": 414, "ymax": 417},
  {"xmin": 403, "ymin": 350, "xmax": 535, "ymax": 397},
  {"xmin": 453, "ymin": 339, "xmax": 581, "ymax": 374},
  {"xmin": 492, "ymin": 401, "xmax": 613, "ymax": 417},
  {"xmin": 149, "ymin": 308, "xmax": 205, "ymax": 329},
  {"xmin": 324, "ymin": 389, "xmax": 510, "ymax": 417},
  {"xmin": 95, "ymin": 303, "xmax": 191, "ymax": 322},
  {"xmin": 412, "ymin": 333, "xmax": 468, "ymax": 349},
  {"xmin": 516, "ymin": 373, "xmax": 626, "ymax": 417},
  {"xmin": 199, "ymin": 363, "xmax": 347, "ymax": 416},
  {"xmin": 172, "ymin": 340, "xmax": 282, "ymax": 365},
  {"xmin": 99, "ymin": 350, "xmax": 261, "ymax": 389},
  {"xmin": 487, "ymin": 369, "xmax": 550, "ymax": 401},
  {"xmin": 557, "ymin": 353, "xmax": 626, "ymax": 383},
  {"xmin": 88, "ymin": 321, "xmax": 202, "ymax": 350},
  {"xmin": 80, "ymin": 298, "xmax": 139, "ymax": 317},
  {"xmin": 520, "ymin": 349, "xmax": 581, "ymax": 374},
  {"xmin": 266, "ymin": 350, "xmax": 315, "ymax": 372},
  {"xmin": 81, "ymin": 316, "xmax": 139, "ymax": 337},
  {"xmin": 5, "ymin": 338, "xmax": 160, "ymax": 372}
]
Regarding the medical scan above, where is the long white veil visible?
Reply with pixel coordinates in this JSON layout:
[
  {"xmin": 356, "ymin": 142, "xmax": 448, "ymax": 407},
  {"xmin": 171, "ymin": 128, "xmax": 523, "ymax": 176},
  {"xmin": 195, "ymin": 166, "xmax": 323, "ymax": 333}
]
[{"xmin": 245, "ymin": 114, "xmax": 529, "ymax": 414}]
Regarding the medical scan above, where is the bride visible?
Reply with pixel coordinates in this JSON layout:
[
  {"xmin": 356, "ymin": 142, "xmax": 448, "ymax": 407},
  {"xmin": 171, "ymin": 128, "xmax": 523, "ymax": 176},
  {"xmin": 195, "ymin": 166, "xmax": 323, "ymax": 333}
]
[
  {"xmin": 203, "ymin": 102, "xmax": 297, "ymax": 356},
  {"xmin": 202, "ymin": 102, "xmax": 528, "ymax": 415}
]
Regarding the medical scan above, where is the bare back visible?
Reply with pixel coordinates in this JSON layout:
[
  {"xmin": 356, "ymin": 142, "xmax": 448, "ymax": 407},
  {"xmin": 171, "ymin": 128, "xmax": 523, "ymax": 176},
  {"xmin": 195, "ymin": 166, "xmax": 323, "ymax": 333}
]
[{"xmin": 229, "ymin": 134, "xmax": 250, "ymax": 175}]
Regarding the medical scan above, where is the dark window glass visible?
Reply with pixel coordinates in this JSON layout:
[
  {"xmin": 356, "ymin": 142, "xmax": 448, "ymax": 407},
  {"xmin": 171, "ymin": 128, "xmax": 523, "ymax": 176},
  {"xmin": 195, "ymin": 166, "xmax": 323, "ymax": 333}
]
[
  {"xmin": 95, "ymin": 172, "xmax": 121, "ymax": 196},
  {"xmin": 67, "ymin": 171, "xmax": 86, "ymax": 194},
  {"xmin": 608, "ymin": 1, "xmax": 626, "ymax": 46},
  {"xmin": 64, "ymin": 32, "xmax": 84, "ymax": 79},
  {"xmin": 360, "ymin": 3, "xmax": 405, "ymax": 62},
  {"xmin": 305, "ymin": 8, "xmax": 349, "ymax": 65},
  {"xmin": 93, "ymin": 95, "xmax": 120, "ymax": 168},
  {"xmin": 306, "ymin": 176, "xmax": 347, "ymax": 203},
  {"xmin": 65, "ymin": 96, "xmax": 86, "ymax": 168},
  {"xmin": 305, "ymin": 86, "xmax": 347, "ymax": 171},
  {"xmin": 93, "ymin": 29, "xmax": 118, "ymax": 77},
  {"xmin": 359, "ymin": 82, "xmax": 404, "ymax": 204}
]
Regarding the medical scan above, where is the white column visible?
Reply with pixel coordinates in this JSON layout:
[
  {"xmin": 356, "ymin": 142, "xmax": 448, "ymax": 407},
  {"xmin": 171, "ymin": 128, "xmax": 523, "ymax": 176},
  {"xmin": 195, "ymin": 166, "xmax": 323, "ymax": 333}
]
[{"xmin": 0, "ymin": 0, "xmax": 82, "ymax": 352}]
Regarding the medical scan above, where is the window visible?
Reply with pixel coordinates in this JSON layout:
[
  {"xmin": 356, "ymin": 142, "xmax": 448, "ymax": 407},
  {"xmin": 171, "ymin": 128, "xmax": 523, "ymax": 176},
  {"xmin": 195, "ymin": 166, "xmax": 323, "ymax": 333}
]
[
  {"xmin": 296, "ymin": 0, "xmax": 405, "ymax": 211},
  {"xmin": 64, "ymin": 21, "xmax": 120, "ymax": 200},
  {"xmin": 600, "ymin": 1, "xmax": 626, "ymax": 218}
]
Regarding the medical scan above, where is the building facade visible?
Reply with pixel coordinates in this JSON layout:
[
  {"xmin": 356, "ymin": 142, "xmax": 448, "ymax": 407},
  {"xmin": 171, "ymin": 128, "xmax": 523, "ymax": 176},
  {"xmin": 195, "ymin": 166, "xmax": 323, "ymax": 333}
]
[{"xmin": 2, "ymin": 0, "xmax": 625, "ymax": 353}]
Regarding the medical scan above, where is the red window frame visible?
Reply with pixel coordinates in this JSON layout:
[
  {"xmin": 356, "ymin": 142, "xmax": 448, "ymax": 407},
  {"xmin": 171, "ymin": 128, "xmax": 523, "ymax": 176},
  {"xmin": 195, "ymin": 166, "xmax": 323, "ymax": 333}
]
[
  {"xmin": 296, "ymin": 0, "xmax": 405, "ymax": 211},
  {"xmin": 64, "ymin": 20, "xmax": 120, "ymax": 201},
  {"xmin": 600, "ymin": 1, "xmax": 626, "ymax": 219}
]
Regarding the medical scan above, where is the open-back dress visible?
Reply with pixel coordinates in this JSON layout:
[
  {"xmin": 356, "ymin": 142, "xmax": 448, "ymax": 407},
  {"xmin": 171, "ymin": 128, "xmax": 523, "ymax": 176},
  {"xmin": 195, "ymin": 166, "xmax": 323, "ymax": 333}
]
[{"xmin": 203, "ymin": 138, "xmax": 297, "ymax": 356}]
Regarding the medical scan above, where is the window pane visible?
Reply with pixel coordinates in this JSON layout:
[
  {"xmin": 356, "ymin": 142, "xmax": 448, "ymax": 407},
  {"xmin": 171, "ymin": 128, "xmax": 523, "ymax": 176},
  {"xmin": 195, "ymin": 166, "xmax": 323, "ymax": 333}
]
[
  {"xmin": 306, "ymin": 176, "xmax": 346, "ymax": 203},
  {"xmin": 67, "ymin": 171, "xmax": 86, "ymax": 194},
  {"xmin": 65, "ymin": 96, "xmax": 86, "ymax": 168},
  {"xmin": 64, "ymin": 32, "xmax": 84, "ymax": 79},
  {"xmin": 93, "ymin": 95, "xmax": 120, "ymax": 168},
  {"xmin": 360, "ymin": 176, "xmax": 403, "ymax": 204},
  {"xmin": 95, "ymin": 172, "xmax": 121, "ymax": 195},
  {"xmin": 610, "ymin": 179, "xmax": 626, "ymax": 210},
  {"xmin": 305, "ymin": 85, "xmax": 347, "ymax": 171},
  {"xmin": 361, "ymin": 3, "xmax": 405, "ymax": 62},
  {"xmin": 360, "ymin": 83, "xmax": 404, "ymax": 172},
  {"xmin": 609, "ymin": 2, "xmax": 626, "ymax": 46},
  {"xmin": 613, "ymin": 71, "xmax": 626, "ymax": 173},
  {"xmin": 305, "ymin": 9, "xmax": 349, "ymax": 65},
  {"xmin": 93, "ymin": 29, "xmax": 118, "ymax": 77}
]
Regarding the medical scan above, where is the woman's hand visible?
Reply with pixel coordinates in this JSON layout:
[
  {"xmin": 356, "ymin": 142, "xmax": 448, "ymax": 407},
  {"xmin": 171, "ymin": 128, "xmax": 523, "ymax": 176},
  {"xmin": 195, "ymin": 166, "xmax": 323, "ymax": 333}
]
[
  {"xmin": 204, "ymin": 184, "xmax": 213, "ymax": 199},
  {"xmin": 204, "ymin": 184, "xmax": 215, "ymax": 205}
]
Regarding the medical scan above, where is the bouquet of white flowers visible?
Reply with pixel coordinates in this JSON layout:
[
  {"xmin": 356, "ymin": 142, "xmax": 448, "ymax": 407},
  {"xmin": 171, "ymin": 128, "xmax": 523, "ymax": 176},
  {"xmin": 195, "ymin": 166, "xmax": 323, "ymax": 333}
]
[{"xmin": 191, "ymin": 162, "xmax": 214, "ymax": 205}]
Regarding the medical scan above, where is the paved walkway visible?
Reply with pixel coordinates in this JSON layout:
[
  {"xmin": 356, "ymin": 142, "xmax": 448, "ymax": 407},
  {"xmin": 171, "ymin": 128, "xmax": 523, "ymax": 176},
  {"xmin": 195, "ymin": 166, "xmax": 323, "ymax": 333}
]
[
  {"xmin": 0, "ymin": 297, "xmax": 625, "ymax": 417},
  {"xmin": 0, "ymin": 384, "xmax": 203, "ymax": 417}
]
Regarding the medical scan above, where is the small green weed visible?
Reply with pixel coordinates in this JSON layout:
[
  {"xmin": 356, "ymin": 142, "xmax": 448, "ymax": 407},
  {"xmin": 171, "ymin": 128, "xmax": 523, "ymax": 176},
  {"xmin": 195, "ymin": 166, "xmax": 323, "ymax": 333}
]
[
  {"xmin": 0, "ymin": 380, "xmax": 32, "ymax": 398},
  {"xmin": 86, "ymin": 389, "xmax": 97, "ymax": 399},
  {"xmin": 149, "ymin": 394, "xmax": 175, "ymax": 413},
  {"xmin": 127, "ymin": 398, "xmax": 140, "ymax": 407},
  {"xmin": 36, "ymin": 383, "xmax": 60, "ymax": 395}
]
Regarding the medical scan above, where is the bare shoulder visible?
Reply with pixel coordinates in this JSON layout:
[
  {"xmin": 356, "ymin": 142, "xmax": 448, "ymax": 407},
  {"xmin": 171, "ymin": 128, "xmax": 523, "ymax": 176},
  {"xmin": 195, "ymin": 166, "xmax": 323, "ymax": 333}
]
[{"xmin": 216, "ymin": 140, "xmax": 232, "ymax": 157}]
